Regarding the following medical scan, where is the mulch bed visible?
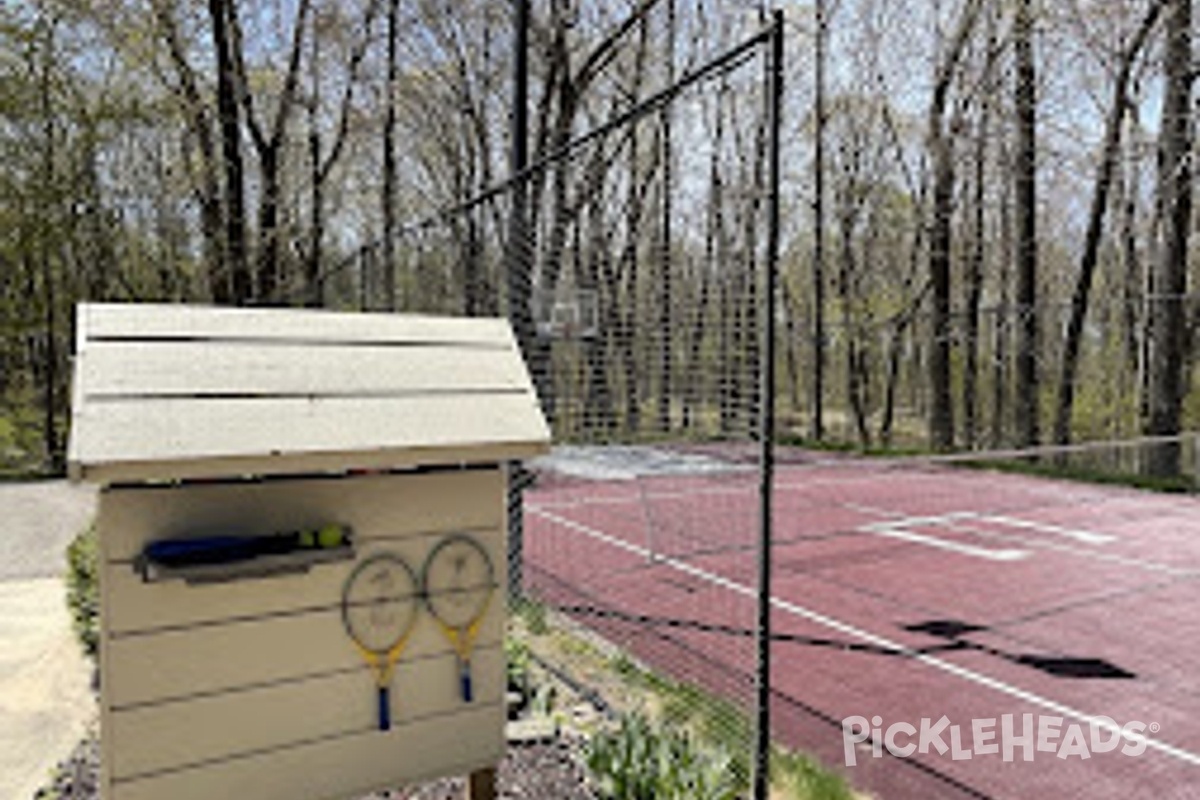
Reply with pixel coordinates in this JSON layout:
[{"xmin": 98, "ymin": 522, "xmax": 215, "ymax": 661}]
[{"xmin": 39, "ymin": 730, "xmax": 596, "ymax": 800}]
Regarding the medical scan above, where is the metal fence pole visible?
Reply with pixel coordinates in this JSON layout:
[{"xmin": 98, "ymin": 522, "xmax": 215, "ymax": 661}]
[
  {"xmin": 752, "ymin": 10, "xmax": 784, "ymax": 800},
  {"xmin": 506, "ymin": 0, "xmax": 531, "ymax": 603}
]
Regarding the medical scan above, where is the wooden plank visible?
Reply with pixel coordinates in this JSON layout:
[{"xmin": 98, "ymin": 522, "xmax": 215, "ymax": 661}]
[
  {"xmin": 98, "ymin": 469, "xmax": 504, "ymax": 564},
  {"xmin": 109, "ymin": 644, "xmax": 505, "ymax": 780},
  {"xmin": 104, "ymin": 533, "xmax": 502, "ymax": 634},
  {"xmin": 99, "ymin": 523, "xmax": 116, "ymax": 800},
  {"xmin": 105, "ymin": 600, "xmax": 504, "ymax": 708},
  {"xmin": 468, "ymin": 768, "xmax": 498, "ymax": 800},
  {"xmin": 112, "ymin": 703, "xmax": 505, "ymax": 800},
  {"xmin": 79, "ymin": 442, "xmax": 545, "ymax": 485},
  {"xmin": 72, "ymin": 393, "xmax": 548, "ymax": 481},
  {"xmin": 77, "ymin": 342, "xmax": 532, "ymax": 398},
  {"xmin": 81, "ymin": 303, "xmax": 514, "ymax": 347}
]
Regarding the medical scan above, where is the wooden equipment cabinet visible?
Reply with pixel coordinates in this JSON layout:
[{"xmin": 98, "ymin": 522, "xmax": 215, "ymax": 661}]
[{"xmin": 68, "ymin": 303, "xmax": 549, "ymax": 800}]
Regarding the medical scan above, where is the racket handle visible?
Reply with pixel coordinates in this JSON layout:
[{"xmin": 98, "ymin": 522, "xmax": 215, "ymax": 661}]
[
  {"xmin": 460, "ymin": 663, "xmax": 473, "ymax": 703},
  {"xmin": 378, "ymin": 687, "xmax": 391, "ymax": 731}
]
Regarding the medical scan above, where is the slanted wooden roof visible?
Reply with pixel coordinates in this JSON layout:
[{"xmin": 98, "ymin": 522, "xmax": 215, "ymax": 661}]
[{"xmin": 68, "ymin": 303, "xmax": 550, "ymax": 483}]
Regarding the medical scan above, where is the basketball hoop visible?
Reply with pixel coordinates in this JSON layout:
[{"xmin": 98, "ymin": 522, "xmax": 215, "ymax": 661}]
[{"xmin": 532, "ymin": 289, "xmax": 598, "ymax": 340}]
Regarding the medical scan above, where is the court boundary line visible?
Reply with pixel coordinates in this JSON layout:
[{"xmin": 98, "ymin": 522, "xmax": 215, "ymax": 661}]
[{"xmin": 529, "ymin": 506, "xmax": 1200, "ymax": 767}]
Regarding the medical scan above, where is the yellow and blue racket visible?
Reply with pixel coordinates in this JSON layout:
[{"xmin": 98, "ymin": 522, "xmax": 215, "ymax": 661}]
[
  {"xmin": 342, "ymin": 552, "xmax": 420, "ymax": 731},
  {"xmin": 422, "ymin": 534, "xmax": 495, "ymax": 703}
]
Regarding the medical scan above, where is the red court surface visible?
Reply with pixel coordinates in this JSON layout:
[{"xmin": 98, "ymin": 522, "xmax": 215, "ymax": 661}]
[{"xmin": 522, "ymin": 448, "xmax": 1200, "ymax": 799}]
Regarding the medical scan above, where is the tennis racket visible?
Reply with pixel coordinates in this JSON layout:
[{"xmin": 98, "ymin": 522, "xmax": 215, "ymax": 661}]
[
  {"xmin": 342, "ymin": 552, "xmax": 420, "ymax": 731},
  {"xmin": 422, "ymin": 534, "xmax": 495, "ymax": 703}
]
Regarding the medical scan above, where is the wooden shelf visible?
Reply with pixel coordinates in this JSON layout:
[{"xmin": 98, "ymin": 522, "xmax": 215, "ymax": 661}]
[{"xmin": 136, "ymin": 544, "xmax": 356, "ymax": 585}]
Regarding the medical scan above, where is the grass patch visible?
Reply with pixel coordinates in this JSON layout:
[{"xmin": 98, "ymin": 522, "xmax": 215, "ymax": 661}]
[
  {"xmin": 958, "ymin": 456, "xmax": 1196, "ymax": 494},
  {"xmin": 782, "ymin": 433, "xmax": 1198, "ymax": 495},
  {"xmin": 586, "ymin": 711, "xmax": 744, "ymax": 800},
  {"xmin": 0, "ymin": 404, "xmax": 58, "ymax": 479},
  {"xmin": 65, "ymin": 523, "xmax": 99, "ymax": 660},
  {"xmin": 778, "ymin": 435, "xmax": 933, "ymax": 460},
  {"xmin": 512, "ymin": 603, "xmax": 857, "ymax": 800}
]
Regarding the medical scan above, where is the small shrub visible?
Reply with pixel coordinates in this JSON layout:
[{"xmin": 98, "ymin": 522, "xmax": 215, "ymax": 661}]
[
  {"xmin": 771, "ymin": 748, "xmax": 856, "ymax": 800},
  {"xmin": 66, "ymin": 524, "xmax": 99, "ymax": 659},
  {"xmin": 514, "ymin": 597, "xmax": 550, "ymax": 635},
  {"xmin": 586, "ymin": 712, "xmax": 742, "ymax": 800}
]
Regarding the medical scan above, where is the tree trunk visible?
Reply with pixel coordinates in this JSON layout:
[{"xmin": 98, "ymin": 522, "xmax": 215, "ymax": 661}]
[
  {"xmin": 926, "ymin": 0, "xmax": 983, "ymax": 451},
  {"xmin": 38, "ymin": 16, "xmax": 61, "ymax": 470},
  {"xmin": 1053, "ymin": 1, "xmax": 1163, "ymax": 445},
  {"xmin": 811, "ymin": 0, "xmax": 828, "ymax": 441},
  {"xmin": 207, "ymin": 0, "xmax": 250, "ymax": 304},
  {"xmin": 992, "ymin": 154, "xmax": 1013, "ymax": 446},
  {"xmin": 382, "ymin": 0, "xmax": 399, "ymax": 311},
  {"xmin": 152, "ymin": 1, "xmax": 226, "ymax": 301},
  {"xmin": 928, "ymin": 130, "xmax": 956, "ymax": 451},
  {"xmin": 1013, "ymin": 0, "xmax": 1039, "ymax": 446},
  {"xmin": 1145, "ymin": 0, "xmax": 1193, "ymax": 476},
  {"xmin": 656, "ymin": 0, "xmax": 675, "ymax": 434},
  {"xmin": 963, "ymin": 69, "xmax": 990, "ymax": 450}
]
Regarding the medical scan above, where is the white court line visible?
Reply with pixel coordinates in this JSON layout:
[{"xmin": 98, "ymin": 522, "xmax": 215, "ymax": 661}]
[
  {"xmin": 846, "ymin": 503, "xmax": 1197, "ymax": 579},
  {"xmin": 530, "ymin": 506, "xmax": 1200, "ymax": 767},
  {"xmin": 974, "ymin": 514, "xmax": 1117, "ymax": 545},
  {"xmin": 869, "ymin": 526, "xmax": 1029, "ymax": 562},
  {"xmin": 860, "ymin": 511, "xmax": 1029, "ymax": 561}
]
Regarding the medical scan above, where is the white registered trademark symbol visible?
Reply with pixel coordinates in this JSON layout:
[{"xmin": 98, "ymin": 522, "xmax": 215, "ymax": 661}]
[{"xmin": 1150, "ymin": 722, "xmax": 1161, "ymax": 734}]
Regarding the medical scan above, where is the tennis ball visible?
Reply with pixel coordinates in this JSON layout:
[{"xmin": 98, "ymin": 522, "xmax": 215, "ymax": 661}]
[
  {"xmin": 298, "ymin": 530, "xmax": 317, "ymax": 549},
  {"xmin": 317, "ymin": 523, "xmax": 344, "ymax": 549}
]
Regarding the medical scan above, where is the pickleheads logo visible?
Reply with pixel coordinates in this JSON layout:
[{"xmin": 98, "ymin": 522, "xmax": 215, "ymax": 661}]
[{"xmin": 841, "ymin": 714, "xmax": 1156, "ymax": 766}]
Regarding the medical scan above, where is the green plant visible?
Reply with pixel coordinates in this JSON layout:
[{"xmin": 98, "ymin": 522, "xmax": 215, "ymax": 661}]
[
  {"xmin": 513, "ymin": 596, "xmax": 550, "ymax": 635},
  {"xmin": 506, "ymin": 635, "xmax": 533, "ymax": 717},
  {"xmin": 601, "ymin": 652, "xmax": 854, "ymax": 799},
  {"xmin": 65, "ymin": 523, "xmax": 99, "ymax": 659},
  {"xmin": 586, "ymin": 712, "xmax": 742, "ymax": 800},
  {"xmin": 771, "ymin": 747, "xmax": 856, "ymax": 800},
  {"xmin": 507, "ymin": 636, "xmax": 531, "ymax": 686}
]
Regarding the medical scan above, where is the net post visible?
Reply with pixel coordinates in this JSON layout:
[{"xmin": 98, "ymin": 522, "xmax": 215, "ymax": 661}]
[
  {"xmin": 506, "ymin": 462, "xmax": 526, "ymax": 603},
  {"xmin": 752, "ymin": 10, "xmax": 784, "ymax": 800},
  {"xmin": 466, "ymin": 767, "xmax": 497, "ymax": 800},
  {"xmin": 505, "ymin": 0, "xmax": 532, "ymax": 607},
  {"xmin": 1193, "ymin": 433, "xmax": 1199, "ymax": 490}
]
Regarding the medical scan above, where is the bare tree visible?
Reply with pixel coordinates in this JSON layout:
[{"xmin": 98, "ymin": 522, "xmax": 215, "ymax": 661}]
[
  {"xmin": 1053, "ymin": 0, "xmax": 1165, "ymax": 445},
  {"xmin": 928, "ymin": 0, "xmax": 985, "ymax": 450},
  {"xmin": 207, "ymin": 0, "xmax": 251, "ymax": 303},
  {"xmin": 1145, "ymin": 0, "xmax": 1193, "ymax": 475},
  {"xmin": 1013, "ymin": 0, "xmax": 1039, "ymax": 447},
  {"xmin": 811, "ymin": 0, "xmax": 828, "ymax": 442}
]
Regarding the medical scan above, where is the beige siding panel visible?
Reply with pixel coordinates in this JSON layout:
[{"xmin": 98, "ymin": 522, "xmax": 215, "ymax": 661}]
[
  {"xmin": 80, "ymin": 442, "xmax": 543, "ymax": 485},
  {"xmin": 104, "ymin": 533, "xmax": 501, "ymax": 634},
  {"xmin": 81, "ymin": 303, "xmax": 514, "ymax": 347},
  {"xmin": 98, "ymin": 470, "xmax": 503, "ymax": 565},
  {"xmin": 111, "ymin": 704, "xmax": 505, "ymax": 800},
  {"xmin": 77, "ymin": 342, "xmax": 532, "ymax": 397},
  {"xmin": 73, "ymin": 393, "xmax": 549, "ymax": 481},
  {"xmin": 109, "ymin": 644, "xmax": 504, "ymax": 780},
  {"xmin": 106, "ymin": 604, "xmax": 504, "ymax": 708},
  {"xmin": 98, "ymin": 534, "xmax": 116, "ymax": 800}
]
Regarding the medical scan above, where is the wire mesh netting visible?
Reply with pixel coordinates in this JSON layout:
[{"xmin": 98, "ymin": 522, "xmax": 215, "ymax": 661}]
[
  {"xmin": 325, "ymin": 4, "xmax": 1200, "ymax": 794},
  {"xmin": 500, "ymin": 17, "xmax": 781, "ymax": 799},
  {"xmin": 329, "ymin": 10, "xmax": 789, "ymax": 799},
  {"xmin": 210, "ymin": 3, "xmax": 1200, "ymax": 798}
]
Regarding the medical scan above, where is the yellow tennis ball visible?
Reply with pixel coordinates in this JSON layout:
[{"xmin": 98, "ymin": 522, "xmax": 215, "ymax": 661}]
[
  {"xmin": 317, "ymin": 524, "xmax": 344, "ymax": 549},
  {"xmin": 298, "ymin": 530, "xmax": 317, "ymax": 549}
]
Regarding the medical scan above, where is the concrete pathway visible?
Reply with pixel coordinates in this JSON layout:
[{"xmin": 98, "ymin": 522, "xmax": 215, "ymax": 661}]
[{"xmin": 0, "ymin": 482, "xmax": 97, "ymax": 800}]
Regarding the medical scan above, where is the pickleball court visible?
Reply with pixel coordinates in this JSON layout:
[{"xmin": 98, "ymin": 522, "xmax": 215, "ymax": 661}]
[{"xmin": 521, "ymin": 445, "xmax": 1200, "ymax": 799}]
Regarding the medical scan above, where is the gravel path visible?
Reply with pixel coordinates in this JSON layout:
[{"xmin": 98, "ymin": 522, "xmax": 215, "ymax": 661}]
[
  {"xmin": 0, "ymin": 481, "xmax": 96, "ymax": 581},
  {"xmin": 0, "ymin": 480, "xmax": 97, "ymax": 800},
  {"xmin": 43, "ymin": 731, "xmax": 597, "ymax": 800}
]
